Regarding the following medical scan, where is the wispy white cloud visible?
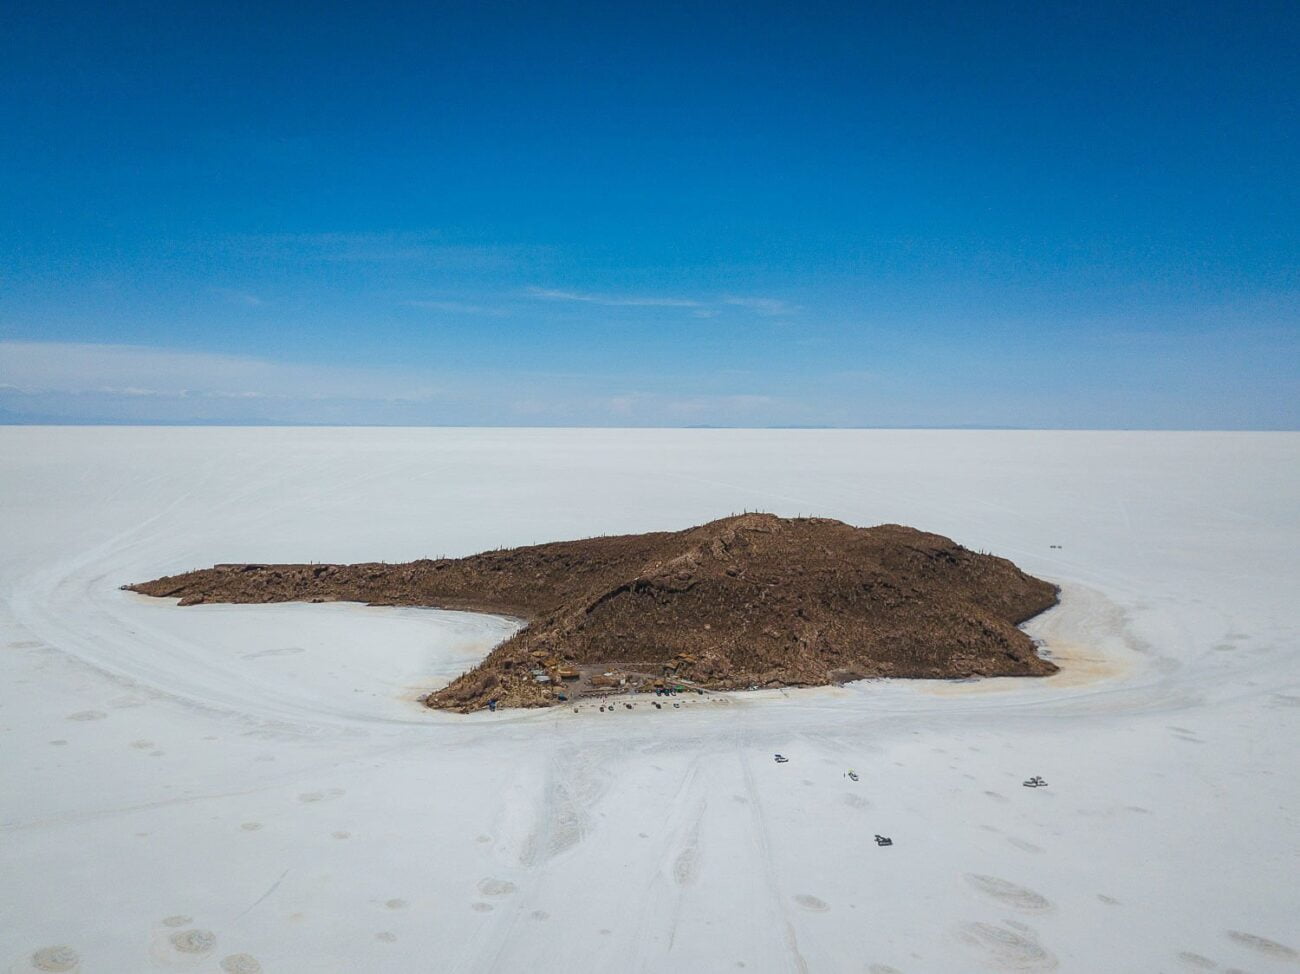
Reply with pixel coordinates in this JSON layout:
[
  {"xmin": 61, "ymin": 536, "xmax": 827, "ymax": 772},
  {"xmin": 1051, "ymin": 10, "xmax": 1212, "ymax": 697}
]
[
  {"xmin": 528, "ymin": 286, "xmax": 799, "ymax": 317},
  {"xmin": 0, "ymin": 341, "xmax": 812, "ymax": 427},
  {"xmin": 527, "ymin": 287, "xmax": 704, "ymax": 308},
  {"xmin": 403, "ymin": 300, "xmax": 510, "ymax": 316},
  {"xmin": 93, "ymin": 386, "xmax": 278, "ymax": 401},
  {"xmin": 723, "ymin": 296, "xmax": 799, "ymax": 317},
  {"xmin": 0, "ymin": 342, "xmax": 442, "ymax": 406},
  {"xmin": 210, "ymin": 287, "xmax": 264, "ymax": 308},
  {"xmin": 99, "ymin": 386, "xmax": 175, "ymax": 397}
]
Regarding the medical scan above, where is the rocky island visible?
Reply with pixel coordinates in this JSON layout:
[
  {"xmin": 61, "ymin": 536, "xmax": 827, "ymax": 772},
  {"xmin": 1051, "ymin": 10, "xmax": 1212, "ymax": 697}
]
[{"xmin": 125, "ymin": 514, "xmax": 1060, "ymax": 711}]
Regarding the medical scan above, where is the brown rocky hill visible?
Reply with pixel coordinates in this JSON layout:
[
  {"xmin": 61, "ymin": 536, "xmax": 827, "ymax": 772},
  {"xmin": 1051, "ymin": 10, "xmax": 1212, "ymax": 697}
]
[{"xmin": 125, "ymin": 514, "xmax": 1059, "ymax": 711}]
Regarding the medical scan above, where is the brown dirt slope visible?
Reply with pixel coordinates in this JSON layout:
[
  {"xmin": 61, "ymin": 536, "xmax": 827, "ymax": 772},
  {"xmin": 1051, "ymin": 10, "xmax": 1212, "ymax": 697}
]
[{"xmin": 125, "ymin": 514, "xmax": 1059, "ymax": 712}]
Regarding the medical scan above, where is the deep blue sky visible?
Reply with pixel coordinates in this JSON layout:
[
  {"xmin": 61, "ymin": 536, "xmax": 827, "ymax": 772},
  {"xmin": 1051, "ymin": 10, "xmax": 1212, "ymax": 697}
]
[{"xmin": 2, "ymin": 0, "xmax": 1297, "ymax": 427}]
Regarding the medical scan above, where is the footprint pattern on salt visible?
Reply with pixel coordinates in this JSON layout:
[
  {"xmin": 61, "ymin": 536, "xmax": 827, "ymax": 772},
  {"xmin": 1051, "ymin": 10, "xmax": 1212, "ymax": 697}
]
[
  {"xmin": 298, "ymin": 788, "xmax": 346, "ymax": 803},
  {"xmin": 170, "ymin": 929, "xmax": 217, "ymax": 955},
  {"xmin": 477, "ymin": 878, "xmax": 517, "ymax": 897},
  {"xmin": 220, "ymin": 955, "xmax": 263, "ymax": 974},
  {"xmin": 1226, "ymin": 930, "xmax": 1299, "ymax": 961},
  {"xmin": 965, "ymin": 874, "xmax": 1054, "ymax": 912},
  {"xmin": 148, "ymin": 921, "xmax": 217, "ymax": 966},
  {"xmin": 958, "ymin": 921, "xmax": 1057, "ymax": 972},
  {"xmin": 793, "ymin": 894, "xmax": 830, "ymax": 912},
  {"xmin": 28, "ymin": 946, "xmax": 81, "ymax": 972}
]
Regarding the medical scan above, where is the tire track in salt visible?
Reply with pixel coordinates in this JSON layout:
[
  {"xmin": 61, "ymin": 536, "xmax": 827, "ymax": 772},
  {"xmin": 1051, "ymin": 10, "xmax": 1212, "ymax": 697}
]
[{"xmin": 739, "ymin": 749, "xmax": 810, "ymax": 974}]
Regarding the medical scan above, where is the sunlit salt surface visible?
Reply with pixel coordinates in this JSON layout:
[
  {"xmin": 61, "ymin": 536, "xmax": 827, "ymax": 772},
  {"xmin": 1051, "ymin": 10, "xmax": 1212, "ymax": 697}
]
[{"xmin": 2, "ymin": 427, "xmax": 1297, "ymax": 972}]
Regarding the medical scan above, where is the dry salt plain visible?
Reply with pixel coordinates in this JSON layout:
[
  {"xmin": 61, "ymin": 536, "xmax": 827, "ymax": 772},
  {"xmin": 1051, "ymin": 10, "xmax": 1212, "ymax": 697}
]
[{"xmin": 2, "ymin": 427, "xmax": 1298, "ymax": 974}]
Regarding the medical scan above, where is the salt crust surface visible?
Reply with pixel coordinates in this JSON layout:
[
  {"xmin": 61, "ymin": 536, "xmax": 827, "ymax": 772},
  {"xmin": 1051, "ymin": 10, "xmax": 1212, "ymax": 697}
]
[{"xmin": 1, "ymin": 427, "xmax": 1297, "ymax": 972}]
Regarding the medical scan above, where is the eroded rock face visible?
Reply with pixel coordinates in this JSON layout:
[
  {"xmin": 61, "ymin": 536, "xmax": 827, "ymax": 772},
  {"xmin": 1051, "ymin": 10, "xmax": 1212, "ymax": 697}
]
[{"xmin": 126, "ymin": 514, "xmax": 1059, "ymax": 711}]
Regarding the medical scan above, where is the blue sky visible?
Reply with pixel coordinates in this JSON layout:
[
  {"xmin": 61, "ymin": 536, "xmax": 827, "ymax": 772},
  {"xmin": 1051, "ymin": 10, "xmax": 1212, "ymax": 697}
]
[{"xmin": 2, "ymin": 1, "xmax": 1297, "ymax": 428}]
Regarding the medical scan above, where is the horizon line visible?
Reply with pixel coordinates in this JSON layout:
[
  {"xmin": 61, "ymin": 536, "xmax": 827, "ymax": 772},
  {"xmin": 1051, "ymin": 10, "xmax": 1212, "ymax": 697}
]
[{"xmin": 3, "ymin": 422, "xmax": 1297, "ymax": 433}]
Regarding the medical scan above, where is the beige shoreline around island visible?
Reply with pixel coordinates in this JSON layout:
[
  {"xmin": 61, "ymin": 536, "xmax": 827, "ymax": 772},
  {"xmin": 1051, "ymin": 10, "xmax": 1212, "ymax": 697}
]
[{"xmin": 924, "ymin": 583, "xmax": 1138, "ymax": 696}]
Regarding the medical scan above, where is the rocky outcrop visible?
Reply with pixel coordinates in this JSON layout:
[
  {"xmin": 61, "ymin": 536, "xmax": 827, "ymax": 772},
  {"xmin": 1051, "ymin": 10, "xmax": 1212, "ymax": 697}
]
[{"xmin": 125, "ymin": 514, "xmax": 1059, "ymax": 712}]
